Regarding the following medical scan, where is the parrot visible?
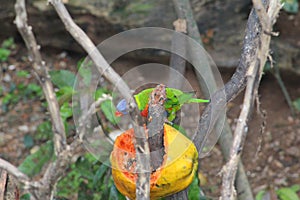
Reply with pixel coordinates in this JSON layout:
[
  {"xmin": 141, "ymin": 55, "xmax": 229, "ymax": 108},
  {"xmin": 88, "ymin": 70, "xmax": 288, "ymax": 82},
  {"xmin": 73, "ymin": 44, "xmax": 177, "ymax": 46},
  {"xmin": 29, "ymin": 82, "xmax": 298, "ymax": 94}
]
[
  {"xmin": 115, "ymin": 99, "xmax": 128, "ymax": 117},
  {"xmin": 115, "ymin": 87, "xmax": 209, "ymax": 122}
]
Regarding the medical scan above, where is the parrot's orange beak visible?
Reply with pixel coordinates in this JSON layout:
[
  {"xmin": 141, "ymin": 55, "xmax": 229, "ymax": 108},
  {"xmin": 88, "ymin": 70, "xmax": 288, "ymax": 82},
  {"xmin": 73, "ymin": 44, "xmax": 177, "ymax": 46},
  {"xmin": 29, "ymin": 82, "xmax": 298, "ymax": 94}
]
[{"xmin": 115, "ymin": 111, "xmax": 124, "ymax": 117}]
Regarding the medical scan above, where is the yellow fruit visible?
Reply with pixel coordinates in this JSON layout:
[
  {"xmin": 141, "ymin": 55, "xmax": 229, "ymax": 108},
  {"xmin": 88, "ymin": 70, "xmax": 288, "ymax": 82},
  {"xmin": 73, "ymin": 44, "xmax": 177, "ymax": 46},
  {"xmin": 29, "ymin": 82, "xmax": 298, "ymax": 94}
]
[{"xmin": 110, "ymin": 124, "xmax": 198, "ymax": 200}]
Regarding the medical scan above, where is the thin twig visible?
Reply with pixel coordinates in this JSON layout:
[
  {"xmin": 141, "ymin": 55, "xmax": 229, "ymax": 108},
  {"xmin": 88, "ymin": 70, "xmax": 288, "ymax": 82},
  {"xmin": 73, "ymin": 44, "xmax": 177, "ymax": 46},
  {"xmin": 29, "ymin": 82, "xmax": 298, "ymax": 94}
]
[
  {"xmin": 14, "ymin": 0, "xmax": 72, "ymax": 198},
  {"xmin": 0, "ymin": 159, "xmax": 29, "ymax": 184},
  {"xmin": 220, "ymin": 0, "xmax": 281, "ymax": 199},
  {"xmin": 78, "ymin": 94, "xmax": 112, "ymax": 141},
  {"xmin": 11, "ymin": 1, "xmax": 96, "ymax": 199},
  {"xmin": 167, "ymin": 13, "xmax": 188, "ymax": 200},
  {"xmin": 15, "ymin": 0, "xmax": 66, "ymax": 156},
  {"xmin": 221, "ymin": 61, "xmax": 259, "ymax": 200},
  {"xmin": 172, "ymin": 0, "xmax": 255, "ymax": 199},
  {"xmin": 273, "ymin": 64, "xmax": 295, "ymax": 116},
  {"xmin": 0, "ymin": 169, "xmax": 7, "ymax": 200},
  {"xmin": 48, "ymin": 0, "xmax": 133, "ymax": 104},
  {"xmin": 48, "ymin": 1, "xmax": 151, "ymax": 198},
  {"xmin": 167, "ymin": 19, "xmax": 187, "ymax": 89}
]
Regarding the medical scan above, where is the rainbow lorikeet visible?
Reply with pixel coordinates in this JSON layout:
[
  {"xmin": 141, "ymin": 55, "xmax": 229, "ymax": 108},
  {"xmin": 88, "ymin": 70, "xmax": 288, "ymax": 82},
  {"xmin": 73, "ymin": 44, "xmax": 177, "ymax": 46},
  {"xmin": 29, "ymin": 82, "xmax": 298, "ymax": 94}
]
[{"xmin": 115, "ymin": 87, "xmax": 209, "ymax": 122}]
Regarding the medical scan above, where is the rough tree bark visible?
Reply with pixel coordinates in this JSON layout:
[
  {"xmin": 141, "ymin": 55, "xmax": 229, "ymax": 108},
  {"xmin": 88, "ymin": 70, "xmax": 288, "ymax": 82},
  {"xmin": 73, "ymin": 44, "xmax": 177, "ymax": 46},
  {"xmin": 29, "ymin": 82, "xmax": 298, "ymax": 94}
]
[
  {"xmin": 221, "ymin": 0, "xmax": 281, "ymax": 199},
  {"xmin": 172, "ymin": 0, "xmax": 254, "ymax": 199},
  {"xmin": 147, "ymin": 84, "xmax": 167, "ymax": 171}
]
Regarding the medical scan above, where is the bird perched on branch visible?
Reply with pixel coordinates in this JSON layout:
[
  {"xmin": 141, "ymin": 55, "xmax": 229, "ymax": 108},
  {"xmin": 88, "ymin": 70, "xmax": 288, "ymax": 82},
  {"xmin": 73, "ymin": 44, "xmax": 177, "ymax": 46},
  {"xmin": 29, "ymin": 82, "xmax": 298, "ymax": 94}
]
[
  {"xmin": 115, "ymin": 87, "xmax": 209, "ymax": 122},
  {"xmin": 111, "ymin": 85, "xmax": 207, "ymax": 199}
]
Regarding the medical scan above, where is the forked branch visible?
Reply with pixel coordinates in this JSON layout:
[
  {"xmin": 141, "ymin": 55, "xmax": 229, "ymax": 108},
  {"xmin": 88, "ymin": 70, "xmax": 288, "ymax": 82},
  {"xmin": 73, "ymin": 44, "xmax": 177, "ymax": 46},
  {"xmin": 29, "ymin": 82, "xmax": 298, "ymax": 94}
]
[
  {"xmin": 220, "ymin": 0, "xmax": 281, "ymax": 199},
  {"xmin": 48, "ymin": 0, "xmax": 151, "ymax": 199},
  {"xmin": 15, "ymin": 0, "xmax": 66, "ymax": 156}
]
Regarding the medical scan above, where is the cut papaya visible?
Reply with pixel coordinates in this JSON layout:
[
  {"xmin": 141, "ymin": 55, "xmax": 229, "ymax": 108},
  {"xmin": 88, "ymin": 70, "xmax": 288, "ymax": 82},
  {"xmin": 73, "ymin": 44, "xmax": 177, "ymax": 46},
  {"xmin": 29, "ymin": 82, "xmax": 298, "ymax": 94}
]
[{"xmin": 110, "ymin": 124, "xmax": 198, "ymax": 199}]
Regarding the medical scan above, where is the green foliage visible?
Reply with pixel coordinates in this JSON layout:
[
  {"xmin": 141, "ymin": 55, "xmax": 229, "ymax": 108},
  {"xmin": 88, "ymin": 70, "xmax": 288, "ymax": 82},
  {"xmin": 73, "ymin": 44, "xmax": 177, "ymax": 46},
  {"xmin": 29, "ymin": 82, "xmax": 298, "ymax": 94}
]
[
  {"xmin": 0, "ymin": 86, "xmax": 3, "ymax": 96},
  {"xmin": 281, "ymin": 0, "xmax": 299, "ymax": 13},
  {"xmin": 277, "ymin": 188, "xmax": 300, "ymax": 200},
  {"xmin": 255, "ymin": 190, "xmax": 266, "ymax": 200},
  {"xmin": 109, "ymin": 184, "xmax": 126, "ymax": 200},
  {"xmin": 23, "ymin": 135, "xmax": 34, "ymax": 148},
  {"xmin": 263, "ymin": 61, "xmax": 272, "ymax": 72},
  {"xmin": 113, "ymin": 1, "xmax": 154, "ymax": 17},
  {"xmin": 95, "ymin": 88, "xmax": 120, "ymax": 125},
  {"xmin": 26, "ymin": 83, "xmax": 43, "ymax": 97},
  {"xmin": 94, "ymin": 88, "xmax": 109, "ymax": 99},
  {"xmin": 49, "ymin": 70, "xmax": 121, "ymax": 198},
  {"xmin": 49, "ymin": 70, "xmax": 76, "ymax": 133},
  {"xmin": 56, "ymin": 154, "xmax": 125, "ymax": 200},
  {"xmin": 100, "ymin": 100, "xmax": 119, "ymax": 125},
  {"xmin": 49, "ymin": 69, "xmax": 117, "ymax": 125},
  {"xmin": 2, "ymin": 37, "xmax": 15, "ymax": 49},
  {"xmin": 255, "ymin": 185, "xmax": 300, "ymax": 200},
  {"xmin": 188, "ymin": 173, "xmax": 201, "ymax": 199},
  {"xmin": 188, "ymin": 173, "xmax": 207, "ymax": 200},
  {"xmin": 35, "ymin": 121, "xmax": 52, "ymax": 141},
  {"xmin": 127, "ymin": 2, "xmax": 153, "ymax": 13},
  {"xmin": 18, "ymin": 141, "xmax": 54, "ymax": 177},
  {"xmin": 292, "ymin": 98, "xmax": 300, "ymax": 111},
  {"xmin": 276, "ymin": 185, "xmax": 300, "ymax": 200},
  {"xmin": 1, "ymin": 80, "xmax": 43, "ymax": 112},
  {"xmin": 49, "ymin": 70, "xmax": 76, "ymax": 88},
  {"xmin": 56, "ymin": 86, "xmax": 75, "ymax": 106},
  {"xmin": 16, "ymin": 70, "xmax": 30, "ymax": 78},
  {"xmin": 0, "ymin": 37, "xmax": 15, "ymax": 62},
  {"xmin": 12, "ymin": 62, "xmax": 133, "ymax": 198},
  {"xmin": 0, "ymin": 48, "xmax": 11, "ymax": 62},
  {"xmin": 78, "ymin": 59, "xmax": 93, "ymax": 86},
  {"xmin": 60, "ymin": 102, "xmax": 73, "ymax": 121},
  {"xmin": 20, "ymin": 193, "xmax": 31, "ymax": 200}
]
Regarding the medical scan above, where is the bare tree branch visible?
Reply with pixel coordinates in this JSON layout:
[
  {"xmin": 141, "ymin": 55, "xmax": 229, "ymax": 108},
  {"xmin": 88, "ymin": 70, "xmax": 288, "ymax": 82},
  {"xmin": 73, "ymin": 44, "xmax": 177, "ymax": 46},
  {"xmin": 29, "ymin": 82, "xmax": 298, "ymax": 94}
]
[
  {"xmin": 0, "ymin": 159, "xmax": 29, "ymax": 184},
  {"xmin": 77, "ymin": 94, "xmax": 112, "ymax": 141},
  {"xmin": 0, "ymin": 169, "xmax": 7, "ymax": 200},
  {"xmin": 15, "ymin": 0, "xmax": 66, "ymax": 156},
  {"xmin": 14, "ymin": 1, "xmax": 75, "ymax": 198},
  {"xmin": 221, "ymin": 61, "xmax": 259, "ymax": 200},
  {"xmin": 48, "ymin": 0, "xmax": 133, "ymax": 104},
  {"xmin": 165, "ymin": 3, "xmax": 192, "ymax": 200},
  {"xmin": 253, "ymin": 0, "xmax": 271, "ymax": 31},
  {"xmin": 132, "ymin": 123, "xmax": 151, "ymax": 200},
  {"xmin": 172, "ymin": 0, "xmax": 255, "ymax": 199},
  {"xmin": 147, "ymin": 84, "xmax": 167, "ymax": 171},
  {"xmin": 221, "ymin": 0, "xmax": 282, "ymax": 199},
  {"xmin": 48, "ymin": 1, "xmax": 151, "ymax": 198},
  {"xmin": 168, "ymin": 19, "xmax": 187, "ymax": 89},
  {"xmin": 195, "ymin": 0, "xmax": 261, "ymax": 157},
  {"xmin": 10, "ymin": 1, "xmax": 89, "ymax": 199}
]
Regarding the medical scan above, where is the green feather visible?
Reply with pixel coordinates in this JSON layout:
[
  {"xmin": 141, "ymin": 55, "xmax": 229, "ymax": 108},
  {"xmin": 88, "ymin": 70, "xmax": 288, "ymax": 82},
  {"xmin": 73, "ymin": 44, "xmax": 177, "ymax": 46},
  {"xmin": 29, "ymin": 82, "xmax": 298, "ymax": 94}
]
[
  {"xmin": 134, "ymin": 88, "xmax": 154, "ymax": 110},
  {"xmin": 134, "ymin": 87, "xmax": 210, "ymax": 121}
]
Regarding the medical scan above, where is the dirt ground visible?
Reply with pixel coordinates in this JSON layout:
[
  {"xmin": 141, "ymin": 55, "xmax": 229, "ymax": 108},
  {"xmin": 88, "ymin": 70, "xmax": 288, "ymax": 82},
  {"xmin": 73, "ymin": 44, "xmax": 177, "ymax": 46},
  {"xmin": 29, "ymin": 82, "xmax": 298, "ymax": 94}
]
[{"xmin": 0, "ymin": 43, "xmax": 299, "ymax": 199}]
